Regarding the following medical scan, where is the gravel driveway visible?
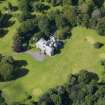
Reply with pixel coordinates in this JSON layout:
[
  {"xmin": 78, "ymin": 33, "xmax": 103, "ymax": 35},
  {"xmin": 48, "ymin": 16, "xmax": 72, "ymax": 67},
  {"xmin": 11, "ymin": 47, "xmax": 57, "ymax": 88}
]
[{"xmin": 26, "ymin": 51, "xmax": 46, "ymax": 61}]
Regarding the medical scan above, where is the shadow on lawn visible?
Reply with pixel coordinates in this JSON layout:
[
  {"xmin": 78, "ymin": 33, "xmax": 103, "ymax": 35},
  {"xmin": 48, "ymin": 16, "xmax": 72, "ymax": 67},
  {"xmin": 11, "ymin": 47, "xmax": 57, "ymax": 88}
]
[
  {"xmin": 0, "ymin": 29, "xmax": 8, "ymax": 38},
  {"xmin": 14, "ymin": 60, "xmax": 29, "ymax": 80}
]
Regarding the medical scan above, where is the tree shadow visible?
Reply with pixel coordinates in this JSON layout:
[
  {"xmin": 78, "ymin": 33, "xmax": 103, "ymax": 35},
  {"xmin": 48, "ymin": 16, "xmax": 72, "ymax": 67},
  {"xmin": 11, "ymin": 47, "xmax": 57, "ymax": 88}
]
[
  {"xmin": 13, "ymin": 60, "xmax": 29, "ymax": 80},
  {"xmin": 15, "ymin": 60, "xmax": 28, "ymax": 67},
  {"xmin": 11, "ymin": 6, "xmax": 18, "ymax": 12},
  {"xmin": 0, "ymin": 29, "xmax": 8, "ymax": 38},
  {"xmin": 67, "ymin": 32, "xmax": 72, "ymax": 39},
  {"xmin": 98, "ymin": 82, "xmax": 105, "ymax": 85},
  {"xmin": 0, "ymin": 14, "xmax": 13, "ymax": 28},
  {"xmin": 14, "ymin": 68, "xmax": 29, "ymax": 80},
  {"xmin": 54, "ymin": 41, "xmax": 64, "ymax": 55},
  {"xmin": 0, "ymin": 0, "xmax": 6, "ymax": 3},
  {"xmin": 5, "ymin": 20, "xmax": 15, "ymax": 27},
  {"xmin": 55, "ymin": 49, "xmax": 61, "ymax": 55},
  {"xmin": 43, "ymin": 5, "xmax": 50, "ymax": 11}
]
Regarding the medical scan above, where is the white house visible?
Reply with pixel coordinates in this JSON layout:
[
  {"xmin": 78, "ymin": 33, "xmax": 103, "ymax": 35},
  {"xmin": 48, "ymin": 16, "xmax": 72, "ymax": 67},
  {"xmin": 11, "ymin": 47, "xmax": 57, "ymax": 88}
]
[{"xmin": 36, "ymin": 36, "xmax": 57, "ymax": 56}]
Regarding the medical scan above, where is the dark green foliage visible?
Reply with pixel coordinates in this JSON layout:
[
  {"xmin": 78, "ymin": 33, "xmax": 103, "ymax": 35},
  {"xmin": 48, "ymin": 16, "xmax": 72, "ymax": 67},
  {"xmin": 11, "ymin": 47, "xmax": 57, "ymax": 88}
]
[
  {"xmin": 63, "ymin": 5, "xmax": 78, "ymax": 26},
  {"xmin": 0, "ymin": 29, "xmax": 7, "ymax": 38},
  {"xmin": 56, "ymin": 27, "xmax": 71, "ymax": 40},
  {"xmin": 100, "ymin": 6, "xmax": 105, "ymax": 17},
  {"xmin": 93, "ymin": 0, "xmax": 104, "ymax": 7},
  {"xmin": 96, "ymin": 17, "xmax": 105, "ymax": 35},
  {"xmin": 77, "ymin": 13, "xmax": 90, "ymax": 27},
  {"xmin": 47, "ymin": 0, "xmax": 63, "ymax": 6},
  {"xmin": 91, "ymin": 9, "xmax": 101, "ymax": 18},
  {"xmin": 77, "ymin": 70, "xmax": 99, "ymax": 83},
  {"xmin": 18, "ymin": 11, "xmax": 33, "ymax": 22},
  {"xmin": 100, "ymin": 59, "xmax": 105, "ymax": 73},
  {"xmin": 94, "ymin": 42, "xmax": 104, "ymax": 49},
  {"xmin": 55, "ymin": 14, "xmax": 69, "ymax": 29},
  {"xmin": 0, "ymin": 11, "xmax": 12, "ymax": 38},
  {"xmin": 18, "ymin": 0, "xmax": 33, "ymax": 22},
  {"xmin": 101, "ymin": 59, "xmax": 105, "ymax": 66},
  {"xmin": 32, "ymin": 2, "xmax": 50, "ymax": 12},
  {"xmin": 0, "ymin": 54, "xmax": 28, "ymax": 81},
  {"xmin": 13, "ymin": 19, "xmax": 38, "ymax": 52},
  {"xmin": 89, "ymin": 18, "xmax": 98, "ymax": 29},
  {"xmin": 0, "ymin": 13, "xmax": 11, "ymax": 28},
  {"xmin": 18, "ymin": 0, "xmax": 31, "ymax": 12},
  {"xmin": 14, "ymin": 0, "xmax": 105, "ymax": 52},
  {"xmin": 37, "ymin": 70, "xmax": 105, "ymax": 105},
  {"xmin": 70, "ymin": 0, "xmax": 79, "ymax": 6},
  {"xmin": 0, "ymin": 55, "xmax": 15, "ymax": 81},
  {"xmin": 13, "ymin": 34, "xmax": 27, "ymax": 52},
  {"xmin": 38, "ymin": 15, "xmax": 50, "ymax": 37},
  {"xmin": 0, "ymin": 91, "xmax": 7, "ymax": 105}
]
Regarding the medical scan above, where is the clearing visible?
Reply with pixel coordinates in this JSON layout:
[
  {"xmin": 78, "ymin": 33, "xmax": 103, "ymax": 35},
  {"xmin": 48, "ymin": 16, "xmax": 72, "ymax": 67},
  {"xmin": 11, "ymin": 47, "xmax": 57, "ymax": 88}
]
[
  {"xmin": 0, "ymin": 0, "xmax": 105, "ymax": 104},
  {"xmin": 0, "ymin": 25, "xmax": 105, "ymax": 103}
]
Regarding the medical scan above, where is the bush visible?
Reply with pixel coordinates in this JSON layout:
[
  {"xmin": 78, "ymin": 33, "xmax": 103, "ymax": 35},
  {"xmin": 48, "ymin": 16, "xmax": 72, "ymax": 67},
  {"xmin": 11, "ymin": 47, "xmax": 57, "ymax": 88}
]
[
  {"xmin": 100, "ymin": 59, "xmax": 105, "ymax": 66},
  {"xmin": 94, "ymin": 42, "xmax": 104, "ymax": 49}
]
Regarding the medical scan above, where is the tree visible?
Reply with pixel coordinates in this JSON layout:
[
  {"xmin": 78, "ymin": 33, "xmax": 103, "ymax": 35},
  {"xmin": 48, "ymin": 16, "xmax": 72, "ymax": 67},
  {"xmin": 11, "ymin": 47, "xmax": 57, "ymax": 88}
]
[
  {"xmin": 77, "ymin": 13, "xmax": 90, "ymax": 27},
  {"xmin": 18, "ymin": 11, "xmax": 32, "ymax": 22},
  {"xmin": 47, "ymin": 0, "xmax": 63, "ymax": 6},
  {"xmin": 63, "ymin": 5, "xmax": 78, "ymax": 26},
  {"xmin": 18, "ymin": 0, "xmax": 31, "ymax": 12},
  {"xmin": 91, "ymin": 9, "xmax": 101, "ymax": 18},
  {"xmin": 50, "ymin": 94, "xmax": 62, "ymax": 105},
  {"xmin": 89, "ymin": 17, "xmax": 98, "ymax": 29},
  {"xmin": 77, "ymin": 70, "xmax": 99, "ymax": 84},
  {"xmin": 96, "ymin": 17, "xmax": 105, "ymax": 35},
  {"xmin": 0, "ymin": 55, "xmax": 16, "ymax": 81},
  {"xmin": 13, "ymin": 34, "xmax": 27, "ymax": 52},
  {"xmin": 38, "ymin": 15, "xmax": 50, "ymax": 37},
  {"xmin": 70, "ymin": 0, "xmax": 79, "ymax": 6},
  {"xmin": 100, "ymin": 6, "xmax": 105, "ymax": 17},
  {"xmin": 95, "ymin": 97, "xmax": 105, "ymax": 105},
  {"xmin": 56, "ymin": 27, "xmax": 70, "ymax": 40},
  {"xmin": 38, "ymin": 70, "xmax": 103, "ymax": 105},
  {"xmin": 0, "ymin": 62, "xmax": 14, "ymax": 81},
  {"xmin": 13, "ymin": 19, "xmax": 38, "ymax": 52},
  {"xmin": 93, "ymin": 0, "xmax": 104, "ymax": 7},
  {"xmin": 79, "ymin": 3, "xmax": 90, "ymax": 14},
  {"xmin": 85, "ymin": 0, "xmax": 95, "ymax": 14},
  {"xmin": 7, "ymin": 2, "xmax": 13, "ymax": 12},
  {"xmin": 32, "ymin": 2, "xmax": 50, "ymax": 12},
  {"xmin": 64, "ymin": 0, "xmax": 79, "ymax": 6},
  {"xmin": 55, "ymin": 14, "xmax": 69, "ymax": 29},
  {"xmin": 0, "ymin": 13, "xmax": 11, "ymax": 28},
  {"xmin": 0, "ymin": 91, "xmax": 7, "ymax": 105}
]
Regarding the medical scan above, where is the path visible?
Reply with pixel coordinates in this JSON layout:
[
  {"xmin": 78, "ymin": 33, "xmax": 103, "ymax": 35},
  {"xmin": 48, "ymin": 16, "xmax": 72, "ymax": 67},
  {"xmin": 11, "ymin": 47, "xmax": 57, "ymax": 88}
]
[{"xmin": 26, "ymin": 50, "xmax": 46, "ymax": 61}]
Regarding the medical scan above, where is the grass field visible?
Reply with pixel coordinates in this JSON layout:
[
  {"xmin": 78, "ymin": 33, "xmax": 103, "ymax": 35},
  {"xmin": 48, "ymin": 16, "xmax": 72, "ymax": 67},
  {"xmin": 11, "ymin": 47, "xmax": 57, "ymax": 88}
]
[
  {"xmin": 0, "ymin": 25, "xmax": 105, "ymax": 103},
  {"xmin": 0, "ymin": 0, "xmax": 105, "ymax": 104}
]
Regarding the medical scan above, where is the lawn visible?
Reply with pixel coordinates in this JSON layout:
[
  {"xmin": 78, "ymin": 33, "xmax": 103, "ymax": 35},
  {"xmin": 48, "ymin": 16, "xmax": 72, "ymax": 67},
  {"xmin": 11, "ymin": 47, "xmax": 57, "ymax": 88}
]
[
  {"xmin": 0, "ymin": 24, "xmax": 105, "ymax": 104},
  {"xmin": 0, "ymin": 0, "xmax": 105, "ymax": 104}
]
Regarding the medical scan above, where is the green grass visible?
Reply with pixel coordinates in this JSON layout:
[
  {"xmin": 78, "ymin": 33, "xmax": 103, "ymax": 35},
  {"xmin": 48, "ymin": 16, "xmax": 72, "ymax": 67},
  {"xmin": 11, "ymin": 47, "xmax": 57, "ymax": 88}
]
[
  {"xmin": 0, "ymin": 0, "xmax": 105, "ymax": 104},
  {"xmin": 0, "ymin": 25, "xmax": 105, "ymax": 104}
]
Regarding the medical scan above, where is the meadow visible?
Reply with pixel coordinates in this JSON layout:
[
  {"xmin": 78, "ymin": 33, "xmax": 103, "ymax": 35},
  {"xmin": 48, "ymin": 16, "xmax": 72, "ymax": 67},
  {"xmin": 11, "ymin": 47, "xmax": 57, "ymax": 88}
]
[{"xmin": 0, "ymin": 0, "xmax": 105, "ymax": 104}]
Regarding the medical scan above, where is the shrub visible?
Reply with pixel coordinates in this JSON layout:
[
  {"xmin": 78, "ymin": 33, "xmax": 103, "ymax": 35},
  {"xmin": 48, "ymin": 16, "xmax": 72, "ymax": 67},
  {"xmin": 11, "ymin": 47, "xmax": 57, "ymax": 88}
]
[{"xmin": 94, "ymin": 42, "xmax": 104, "ymax": 49}]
